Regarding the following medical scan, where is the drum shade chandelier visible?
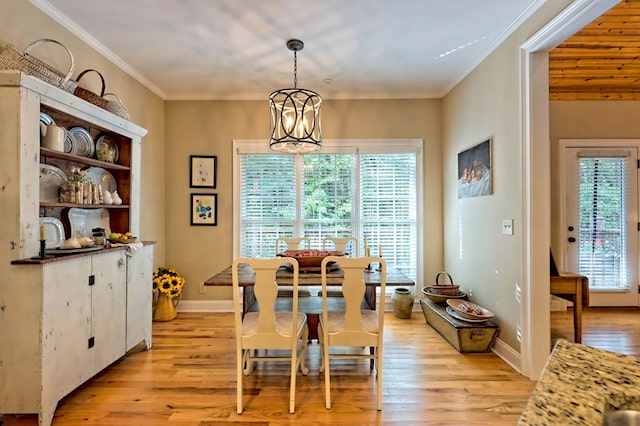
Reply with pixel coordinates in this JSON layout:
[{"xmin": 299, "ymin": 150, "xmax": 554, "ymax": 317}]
[{"xmin": 269, "ymin": 39, "xmax": 322, "ymax": 153}]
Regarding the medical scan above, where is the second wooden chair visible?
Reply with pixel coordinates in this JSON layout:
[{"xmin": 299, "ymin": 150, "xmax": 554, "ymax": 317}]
[{"xmin": 318, "ymin": 256, "xmax": 386, "ymax": 411}]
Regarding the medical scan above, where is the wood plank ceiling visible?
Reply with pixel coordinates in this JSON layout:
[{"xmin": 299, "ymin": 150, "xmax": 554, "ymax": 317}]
[{"xmin": 549, "ymin": 0, "xmax": 640, "ymax": 100}]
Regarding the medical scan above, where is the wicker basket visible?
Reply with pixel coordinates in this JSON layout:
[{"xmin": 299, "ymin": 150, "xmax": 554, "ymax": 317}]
[
  {"xmin": 74, "ymin": 69, "xmax": 107, "ymax": 108},
  {"xmin": 103, "ymin": 92, "xmax": 130, "ymax": 120},
  {"xmin": 429, "ymin": 271, "xmax": 460, "ymax": 295},
  {"xmin": 0, "ymin": 39, "xmax": 77, "ymax": 92}
]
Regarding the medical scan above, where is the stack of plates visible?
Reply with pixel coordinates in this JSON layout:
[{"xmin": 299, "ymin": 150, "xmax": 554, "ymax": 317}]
[
  {"xmin": 68, "ymin": 127, "xmax": 95, "ymax": 157},
  {"xmin": 64, "ymin": 131, "xmax": 74, "ymax": 153}
]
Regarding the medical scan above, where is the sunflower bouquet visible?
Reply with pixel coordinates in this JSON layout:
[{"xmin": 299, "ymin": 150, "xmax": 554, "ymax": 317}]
[{"xmin": 153, "ymin": 266, "xmax": 185, "ymax": 298}]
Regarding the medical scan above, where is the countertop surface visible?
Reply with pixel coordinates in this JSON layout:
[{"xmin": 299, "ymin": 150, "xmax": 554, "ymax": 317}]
[
  {"xmin": 519, "ymin": 339, "xmax": 640, "ymax": 425},
  {"xmin": 11, "ymin": 241, "xmax": 154, "ymax": 264}
]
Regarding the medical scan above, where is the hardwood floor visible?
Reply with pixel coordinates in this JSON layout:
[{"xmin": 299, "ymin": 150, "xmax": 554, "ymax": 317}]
[
  {"xmin": 551, "ymin": 307, "xmax": 640, "ymax": 358},
  {"xmin": 2, "ymin": 307, "xmax": 638, "ymax": 425}
]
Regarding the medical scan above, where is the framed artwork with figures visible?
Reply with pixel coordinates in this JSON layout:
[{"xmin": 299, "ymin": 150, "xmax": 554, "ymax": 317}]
[
  {"xmin": 191, "ymin": 193, "xmax": 217, "ymax": 226},
  {"xmin": 190, "ymin": 155, "xmax": 217, "ymax": 188},
  {"xmin": 457, "ymin": 138, "xmax": 492, "ymax": 199}
]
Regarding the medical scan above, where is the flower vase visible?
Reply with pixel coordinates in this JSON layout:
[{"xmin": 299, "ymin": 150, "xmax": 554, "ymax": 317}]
[{"xmin": 153, "ymin": 292, "xmax": 178, "ymax": 321}]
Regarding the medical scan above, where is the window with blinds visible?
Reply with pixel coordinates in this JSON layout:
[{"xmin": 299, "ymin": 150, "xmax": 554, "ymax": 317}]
[
  {"xmin": 239, "ymin": 154, "xmax": 296, "ymax": 258},
  {"xmin": 235, "ymin": 140, "xmax": 421, "ymax": 283},
  {"xmin": 577, "ymin": 155, "xmax": 630, "ymax": 289},
  {"xmin": 360, "ymin": 154, "xmax": 417, "ymax": 281}
]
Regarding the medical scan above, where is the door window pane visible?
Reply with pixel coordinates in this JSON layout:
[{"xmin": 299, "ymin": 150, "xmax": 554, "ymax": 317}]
[{"xmin": 578, "ymin": 156, "xmax": 629, "ymax": 289}]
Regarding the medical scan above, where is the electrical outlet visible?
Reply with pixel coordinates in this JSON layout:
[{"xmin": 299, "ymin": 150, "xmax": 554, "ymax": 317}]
[
  {"xmin": 502, "ymin": 218, "xmax": 514, "ymax": 235},
  {"xmin": 198, "ymin": 282, "xmax": 206, "ymax": 294}
]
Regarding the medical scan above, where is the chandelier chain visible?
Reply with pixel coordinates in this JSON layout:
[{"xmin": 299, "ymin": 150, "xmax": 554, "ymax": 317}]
[{"xmin": 293, "ymin": 51, "xmax": 298, "ymax": 89}]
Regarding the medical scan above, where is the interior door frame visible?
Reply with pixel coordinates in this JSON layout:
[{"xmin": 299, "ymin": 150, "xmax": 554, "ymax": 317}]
[{"xmin": 520, "ymin": 0, "xmax": 621, "ymax": 379}]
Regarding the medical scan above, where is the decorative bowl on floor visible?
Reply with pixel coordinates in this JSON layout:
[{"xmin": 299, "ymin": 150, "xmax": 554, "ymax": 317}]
[
  {"xmin": 446, "ymin": 299, "xmax": 495, "ymax": 321},
  {"xmin": 421, "ymin": 286, "xmax": 467, "ymax": 305}
]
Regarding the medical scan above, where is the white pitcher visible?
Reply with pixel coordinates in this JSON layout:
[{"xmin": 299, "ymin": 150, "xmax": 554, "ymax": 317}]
[{"xmin": 40, "ymin": 123, "xmax": 66, "ymax": 152}]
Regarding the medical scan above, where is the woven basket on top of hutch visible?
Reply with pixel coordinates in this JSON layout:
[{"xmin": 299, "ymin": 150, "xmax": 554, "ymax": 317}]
[{"xmin": 0, "ymin": 70, "xmax": 153, "ymax": 426}]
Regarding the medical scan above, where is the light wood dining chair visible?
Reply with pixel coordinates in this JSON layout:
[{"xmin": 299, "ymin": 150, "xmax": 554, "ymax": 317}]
[
  {"xmin": 275, "ymin": 237, "xmax": 311, "ymax": 254},
  {"xmin": 232, "ymin": 257, "xmax": 309, "ymax": 414},
  {"xmin": 321, "ymin": 237, "xmax": 359, "ymax": 296},
  {"xmin": 322, "ymin": 237, "xmax": 359, "ymax": 257},
  {"xmin": 275, "ymin": 237, "xmax": 312, "ymax": 296},
  {"xmin": 318, "ymin": 256, "xmax": 386, "ymax": 411}
]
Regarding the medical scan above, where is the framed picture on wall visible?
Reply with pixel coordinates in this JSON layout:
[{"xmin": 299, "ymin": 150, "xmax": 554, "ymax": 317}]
[
  {"xmin": 190, "ymin": 155, "xmax": 217, "ymax": 188},
  {"xmin": 191, "ymin": 193, "xmax": 217, "ymax": 226},
  {"xmin": 457, "ymin": 138, "xmax": 493, "ymax": 199}
]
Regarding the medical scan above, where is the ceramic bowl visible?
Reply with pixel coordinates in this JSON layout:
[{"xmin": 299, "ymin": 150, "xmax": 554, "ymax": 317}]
[{"xmin": 277, "ymin": 249, "xmax": 345, "ymax": 268}]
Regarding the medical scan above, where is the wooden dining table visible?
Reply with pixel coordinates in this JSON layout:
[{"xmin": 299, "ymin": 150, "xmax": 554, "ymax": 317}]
[{"xmin": 204, "ymin": 263, "xmax": 415, "ymax": 340}]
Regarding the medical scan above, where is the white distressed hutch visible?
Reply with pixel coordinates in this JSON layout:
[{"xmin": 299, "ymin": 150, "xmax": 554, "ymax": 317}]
[{"xmin": 0, "ymin": 71, "xmax": 153, "ymax": 426}]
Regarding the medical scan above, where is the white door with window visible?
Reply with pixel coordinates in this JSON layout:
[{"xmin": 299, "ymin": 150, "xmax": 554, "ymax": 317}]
[{"xmin": 562, "ymin": 142, "xmax": 640, "ymax": 307}]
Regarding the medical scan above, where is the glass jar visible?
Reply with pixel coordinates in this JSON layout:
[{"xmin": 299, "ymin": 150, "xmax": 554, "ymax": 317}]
[{"xmin": 92, "ymin": 227, "xmax": 106, "ymax": 247}]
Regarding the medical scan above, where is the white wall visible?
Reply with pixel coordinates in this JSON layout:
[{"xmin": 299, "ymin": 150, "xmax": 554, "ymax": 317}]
[
  {"xmin": 165, "ymin": 99, "xmax": 443, "ymax": 301},
  {"xmin": 441, "ymin": 1, "xmax": 576, "ymax": 354}
]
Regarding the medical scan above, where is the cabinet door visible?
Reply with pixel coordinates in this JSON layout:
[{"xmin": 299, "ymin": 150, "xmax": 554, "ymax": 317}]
[
  {"xmin": 42, "ymin": 258, "xmax": 93, "ymax": 400},
  {"xmin": 126, "ymin": 244, "xmax": 154, "ymax": 350},
  {"xmin": 89, "ymin": 250, "xmax": 127, "ymax": 375}
]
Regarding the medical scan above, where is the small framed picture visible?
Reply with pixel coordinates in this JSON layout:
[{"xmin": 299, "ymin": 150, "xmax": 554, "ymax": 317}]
[
  {"xmin": 191, "ymin": 193, "xmax": 217, "ymax": 226},
  {"xmin": 190, "ymin": 155, "xmax": 217, "ymax": 188}
]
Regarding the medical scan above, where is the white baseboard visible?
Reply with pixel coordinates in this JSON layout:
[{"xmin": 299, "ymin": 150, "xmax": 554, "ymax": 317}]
[{"xmin": 491, "ymin": 337, "xmax": 523, "ymax": 375}]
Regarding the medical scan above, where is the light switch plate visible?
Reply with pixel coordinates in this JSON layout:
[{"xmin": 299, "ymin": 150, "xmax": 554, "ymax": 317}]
[{"xmin": 502, "ymin": 219, "xmax": 514, "ymax": 235}]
